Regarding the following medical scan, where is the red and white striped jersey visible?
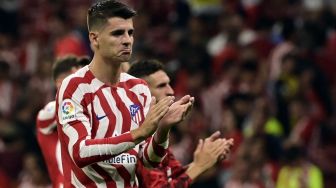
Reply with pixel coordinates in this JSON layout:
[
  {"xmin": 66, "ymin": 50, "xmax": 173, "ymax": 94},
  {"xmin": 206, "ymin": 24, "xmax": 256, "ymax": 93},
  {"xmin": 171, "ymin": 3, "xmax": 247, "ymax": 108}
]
[
  {"xmin": 56, "ymin": 66, "xmax": 168, "ymax": 188},
  {"xmin": 36, "ymin": 101, "xmax": 63, "ymax": 188}
]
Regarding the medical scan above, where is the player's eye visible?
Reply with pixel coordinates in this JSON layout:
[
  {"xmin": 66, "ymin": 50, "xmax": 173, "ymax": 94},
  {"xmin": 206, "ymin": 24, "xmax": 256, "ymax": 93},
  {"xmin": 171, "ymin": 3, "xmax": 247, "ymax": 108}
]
[
  {"xmin": 111, "ymin": 30, "xmax": 125, "ymax": 36},
  {"xmin": 128, "ymin": 29, "xmax": 134, "ymax": 37}
]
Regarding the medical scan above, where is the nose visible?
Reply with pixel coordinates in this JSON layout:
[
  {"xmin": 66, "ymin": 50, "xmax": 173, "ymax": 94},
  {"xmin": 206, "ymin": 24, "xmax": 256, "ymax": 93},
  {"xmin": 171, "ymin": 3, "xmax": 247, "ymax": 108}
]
[
  {"xmin": 166, "ymin": 84, "xmax": 174, "ymax": 96},
  {"xmin": 122, "ymin": 33, "xmax": 133, "ymax": 47}
]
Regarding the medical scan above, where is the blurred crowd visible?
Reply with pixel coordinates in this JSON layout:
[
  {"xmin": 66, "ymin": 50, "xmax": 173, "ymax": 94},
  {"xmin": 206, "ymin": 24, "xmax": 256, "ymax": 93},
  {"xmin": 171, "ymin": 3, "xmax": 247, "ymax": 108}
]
[{"xmin": 1, "ymin": 0, "xmax": 336, "ymax": 187}]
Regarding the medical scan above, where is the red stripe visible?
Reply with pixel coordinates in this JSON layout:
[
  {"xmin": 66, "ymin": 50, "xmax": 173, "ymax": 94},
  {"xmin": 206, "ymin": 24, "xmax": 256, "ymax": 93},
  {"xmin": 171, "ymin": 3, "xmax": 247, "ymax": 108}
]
[
  {"xmin": 62, "ymin": 71, "xmax": 93, "ymax": 100},
  {"xmin": 95, "ymin": 88, "xmax": 116, "ymax": 138},
  {"xmin": 70, "ymin": 122, "xmax": 133, "ymax": 167},
  {"xmin": 143, "ymin": 139, "xmax": 161, "ymax": 168},
  {"xmin": 118, "ymin": 78, "xmax": 148, "ymax": 90},
  {"xmin": 57, "ymin": 126, "xmax": 97, "ymax": 188},
  {"xmin": 123, "ymin": 87, "xmax": 145, "ymax": 125},
  {"xmin": 111, "ymin": 90, "xmax": 131, "ymax": 133},
  {"xmin": 114, "ymin": 164, "xmax": 132, "ymax": 187},
  {"xmin": 86, "ymin": 132, "xmax": 133, "ymax": 145},
  {"xmin": 36, "ymin": 117, "xmax": 56, "ymax": 129},
  {"xmin": 151, "ymin": 136, "xmax": 167, "ymax": 158},
  {"xmin": 81, "ymin": 92, "xmax": 96, "ymax": 137},
  {"xmin": 91, "ymin": 164, "xmax": 116, "ymax": 188}
]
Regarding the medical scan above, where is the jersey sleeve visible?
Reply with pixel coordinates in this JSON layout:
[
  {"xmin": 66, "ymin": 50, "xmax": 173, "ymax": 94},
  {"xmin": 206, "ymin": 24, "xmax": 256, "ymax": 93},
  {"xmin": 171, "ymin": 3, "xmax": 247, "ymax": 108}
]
[
  {"xmin": 137, "ymin": 150, "xmax": 192, "ymax": 188},
  {"xmin": 56, "ymin": 78, "xmax": 136, "ymax": 168},
  {"xmin": 36, "ymin": 101, "xmax": 57, "ymax": 135}
]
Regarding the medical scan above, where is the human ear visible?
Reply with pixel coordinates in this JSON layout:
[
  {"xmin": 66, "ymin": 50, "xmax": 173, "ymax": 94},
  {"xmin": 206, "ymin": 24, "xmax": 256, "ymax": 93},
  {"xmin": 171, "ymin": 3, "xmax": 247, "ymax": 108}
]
[{"xmin": 89, "ymin": 32, "xmax": 99, "ymax": 49}]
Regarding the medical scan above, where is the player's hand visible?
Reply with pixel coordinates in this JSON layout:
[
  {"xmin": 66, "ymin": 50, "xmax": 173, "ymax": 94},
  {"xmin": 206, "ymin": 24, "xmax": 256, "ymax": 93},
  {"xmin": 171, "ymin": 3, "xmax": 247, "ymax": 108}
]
[
  {"xmin": 193, "ymin": 134, "xmax": 234, "ymax": 171},
  {"xmin": 131, "ymin": 96, "xmax": 174, "ymax": 143},
  {"xmin": 158, "ymin": 95, "xmax": 194, "ymax": 130}
]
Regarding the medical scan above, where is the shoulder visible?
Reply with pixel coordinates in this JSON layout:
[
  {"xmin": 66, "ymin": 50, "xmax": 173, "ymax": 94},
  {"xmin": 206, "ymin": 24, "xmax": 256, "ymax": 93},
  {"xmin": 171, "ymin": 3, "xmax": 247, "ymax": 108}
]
[
  {"xmin": 58, "ymin": 66, "xmax": 97, "ymax": 99},
  {"xmin": 61, "ymin": 66, "xmax": 91, "ymax": 89},
  {"xmin": 37, "ymin": 101, "xmax": 56, "ymax": 121},
  {"xmin": 120, "ymin": 72, "xmax": 147, "ymax": 85},
  {"xmin": 120, "ymin": 72, "xmax": 148, "ymax": 89}
]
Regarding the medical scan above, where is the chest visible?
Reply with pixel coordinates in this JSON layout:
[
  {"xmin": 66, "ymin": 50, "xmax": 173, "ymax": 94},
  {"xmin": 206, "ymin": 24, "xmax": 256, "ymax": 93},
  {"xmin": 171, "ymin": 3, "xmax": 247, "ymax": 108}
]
[{"xmin": 88, "ymin": 87, "xmax": 146, "ymax": 138}]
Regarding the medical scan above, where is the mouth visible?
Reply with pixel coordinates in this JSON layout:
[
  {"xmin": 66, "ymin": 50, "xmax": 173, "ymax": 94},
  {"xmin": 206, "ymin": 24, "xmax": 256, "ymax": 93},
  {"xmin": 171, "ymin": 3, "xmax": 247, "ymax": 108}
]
[{"xmin": 120, "ymin": 49, "xmax": 131, "ymax": 54}]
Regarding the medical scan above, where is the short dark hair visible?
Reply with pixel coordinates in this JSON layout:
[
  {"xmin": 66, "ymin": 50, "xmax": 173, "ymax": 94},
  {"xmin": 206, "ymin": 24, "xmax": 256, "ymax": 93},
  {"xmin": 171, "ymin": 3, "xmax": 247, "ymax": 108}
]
[
  {"xmin": 128, "ymin": 59, "xmax": 165, "ymax": 78},
  {"xmin": 52, "ymin": 55, "xmax": 90, "ymax": 81},
  {"xmin": 87, "ymin": 0, "xmax": 136, "ymax": 31}
]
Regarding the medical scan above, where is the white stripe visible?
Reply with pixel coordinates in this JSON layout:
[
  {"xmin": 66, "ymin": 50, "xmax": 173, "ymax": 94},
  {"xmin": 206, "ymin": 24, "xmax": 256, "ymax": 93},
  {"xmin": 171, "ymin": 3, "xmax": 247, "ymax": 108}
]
[
  {"xmin": 79, "ymin": 140, "xmax": 135, "ymax": 157},
  {"xmin": 123, "ymin": 145, "xmax": 140, "ymax": 185},
  {"xmin": 97, "ymin": 162, "xmax": 125, "ymax": 188},
  {"xmin": 141, "ymin": 146, "xmax": 152, "ymax": 168},
  {"xmin": 63, "ymin": 124, "xmax": 79, "ymax": 162},
  {"xmin": 82, "ymin": 166, "xmax": 106, "ymax": 187},
  {"xmin": 70, "ymin": 79, "xmax": 103, "ymax": 134},
  {"xmin": 71, "ymin": 171, "xmax": 85, "ymax": 188},
  {"xmin": 129, "ymin": 84, "xmax": 151, "ymax": 116},
  {"xmin": 38, "ymin": 121, "xmax": 57, "ymax": 135},
  {"xmin": 103, "ymin": 88, "xmax": 123, "ymax": 136},
  {"xmin": 37, "ymin": 101, "xmax": 56, "ymax": 120},
  {"xmin": 56, "ymin": 140, "xmax": 63, "ymax": 175},
  {"xmin": 94, "ymin": 95, "xmax": 109, "ymax": 138},
  {"xmin": 116, "ymin": 88, "xmax": 139, "ymax": 130},
  {"xmin": 147, "ymin": 137, "xmax": 165, "ymax": 163},
  {"xmin": 87, "ymin": 103, "xmax": 94, "ymax": 132}
]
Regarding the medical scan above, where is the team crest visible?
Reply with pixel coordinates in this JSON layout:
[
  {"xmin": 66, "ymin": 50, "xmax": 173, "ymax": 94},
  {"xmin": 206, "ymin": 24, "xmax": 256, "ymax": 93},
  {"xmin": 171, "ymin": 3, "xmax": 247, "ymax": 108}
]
[{"xmin": 130, "ymin": 104, "xmax": 142, "ymax": 125}]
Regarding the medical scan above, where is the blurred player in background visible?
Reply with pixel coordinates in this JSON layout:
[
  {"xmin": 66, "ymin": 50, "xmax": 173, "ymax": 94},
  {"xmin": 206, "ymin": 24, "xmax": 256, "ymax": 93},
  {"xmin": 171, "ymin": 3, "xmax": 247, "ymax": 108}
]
[
  {"xmin": 36, "ymin": 55, "xmax": 90, "ymax": 188},
  {"xmin": 128, "ymin": 59, "xmax": 234, "ymax": 187}
]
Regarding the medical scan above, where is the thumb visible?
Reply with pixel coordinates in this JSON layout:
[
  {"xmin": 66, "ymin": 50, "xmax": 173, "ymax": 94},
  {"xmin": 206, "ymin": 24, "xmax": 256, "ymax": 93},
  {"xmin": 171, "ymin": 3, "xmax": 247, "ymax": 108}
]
[{"xmin": 195, "ymin": 139, "xmax": 203, "ymax": 154}]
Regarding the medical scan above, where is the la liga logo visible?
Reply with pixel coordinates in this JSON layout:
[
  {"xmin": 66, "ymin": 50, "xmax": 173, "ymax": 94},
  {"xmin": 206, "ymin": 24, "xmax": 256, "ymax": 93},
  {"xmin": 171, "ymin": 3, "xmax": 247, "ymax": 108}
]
[
  {"xmin": 62, "ymin": 101, "xmax": 74, "ymax": 115},
  {"xmin": 61, "ymin": 99, "xmax": 76, "ymax": 123}
]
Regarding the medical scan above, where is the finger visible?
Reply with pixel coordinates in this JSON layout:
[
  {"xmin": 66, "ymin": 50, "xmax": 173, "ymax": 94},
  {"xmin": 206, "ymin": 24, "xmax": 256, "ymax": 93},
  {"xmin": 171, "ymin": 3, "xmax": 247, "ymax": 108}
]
[
  {"xmin": 152, "ymin": 104, "xmax": 170, "ymax": 122},
  {"xmin": 212, "ymin": 139, "xmax": 228, "ymax": 155},
  {"xmin": 181, "ymin": 101, "xmax": 193, "ymax": 117},
  {"xmin": 176, "ymin": 95, "xmax": 191, "ymax": 105},
  {"xmin": 149, "ymin": 97, "xmax": 172, "ymax": 119},
  {"xmin": 154, "ymin": 96, "xmax": 174, "ymax": 112},
  {"xmin": 160, "ymin": 96, "xmax": 175, "ymax": 106},
  {"xmin": 189, "ymin": 97, "xmax": 195, "ymax": 104},
  {"xmin": 207, "ymin": 131, "xmax": 221, "ymax": 142},
  {"xmin": 186, "ymin": 100, "xmax": 194, "ymax": 114},
  {"xmin": 225, "ymin": 138, "xmax": 234, "ymax": 149},
  {"xmin": 217, "ymin": 154, "xmax": 226, "ymax": 162}
]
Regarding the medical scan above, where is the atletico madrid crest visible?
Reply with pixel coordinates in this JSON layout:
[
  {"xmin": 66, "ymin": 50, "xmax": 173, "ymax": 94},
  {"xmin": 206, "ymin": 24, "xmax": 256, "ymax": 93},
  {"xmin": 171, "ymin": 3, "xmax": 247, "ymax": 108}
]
[{"xmin": 130, "ymin": 104, "xmax": 142, "ymax": 125}]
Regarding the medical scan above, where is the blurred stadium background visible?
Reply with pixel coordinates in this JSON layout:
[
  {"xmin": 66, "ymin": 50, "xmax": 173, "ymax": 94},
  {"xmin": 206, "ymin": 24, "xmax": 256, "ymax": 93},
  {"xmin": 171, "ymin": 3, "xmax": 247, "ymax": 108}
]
[{"xmin": 0, "ymin": 0, "xmax": 336, "ymax": 187}]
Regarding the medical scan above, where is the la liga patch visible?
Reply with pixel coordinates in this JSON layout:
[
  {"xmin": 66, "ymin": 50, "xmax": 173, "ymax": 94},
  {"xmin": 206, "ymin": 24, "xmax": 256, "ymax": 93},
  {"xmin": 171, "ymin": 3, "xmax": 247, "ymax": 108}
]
[{"xmin": 60, "ymin": 99, "xmax": 76, "ymax": 124}]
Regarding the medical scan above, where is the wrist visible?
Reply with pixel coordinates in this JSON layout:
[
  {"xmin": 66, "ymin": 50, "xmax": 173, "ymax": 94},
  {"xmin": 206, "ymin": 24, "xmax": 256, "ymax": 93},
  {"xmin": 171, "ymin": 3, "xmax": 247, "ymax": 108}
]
[
  {"xmin": 185, "ymin": 162, "xmax": 206, "ymax": 182},
  {"xmin": 130, "ymin": 128, "xmax": 147, "ymax": 144},
  {"xmin": 154, "ymin": 126, "xmax": 170, "ymax": 144}
]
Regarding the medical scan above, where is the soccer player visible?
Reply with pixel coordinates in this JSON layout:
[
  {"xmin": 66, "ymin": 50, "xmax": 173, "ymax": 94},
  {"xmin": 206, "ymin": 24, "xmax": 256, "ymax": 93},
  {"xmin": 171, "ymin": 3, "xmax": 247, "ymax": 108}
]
[
  {"xmin": 36, "ymin": 55, "xmax": 90, "ymax": 188},
  {"xmin": 128, "ymin": 59, "xmax": 234, "ymax": 187},
  {"xmin": 55, "ymin": 1, "xmax": 205, "ymax": 187}
]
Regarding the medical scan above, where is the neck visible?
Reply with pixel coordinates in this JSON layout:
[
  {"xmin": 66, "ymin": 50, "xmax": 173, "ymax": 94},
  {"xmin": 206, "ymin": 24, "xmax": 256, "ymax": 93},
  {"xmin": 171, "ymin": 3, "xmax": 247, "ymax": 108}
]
[{"xmin": 89, "ymin": 55, "xmax": 121, "ymax": 85}]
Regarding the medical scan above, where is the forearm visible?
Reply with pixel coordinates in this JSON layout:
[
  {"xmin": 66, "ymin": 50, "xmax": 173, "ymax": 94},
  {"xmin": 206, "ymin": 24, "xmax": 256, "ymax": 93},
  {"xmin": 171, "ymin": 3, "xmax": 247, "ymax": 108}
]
[{"xmin": 154, "ymin": 126, "xmax": 170, "ymax": 144}]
